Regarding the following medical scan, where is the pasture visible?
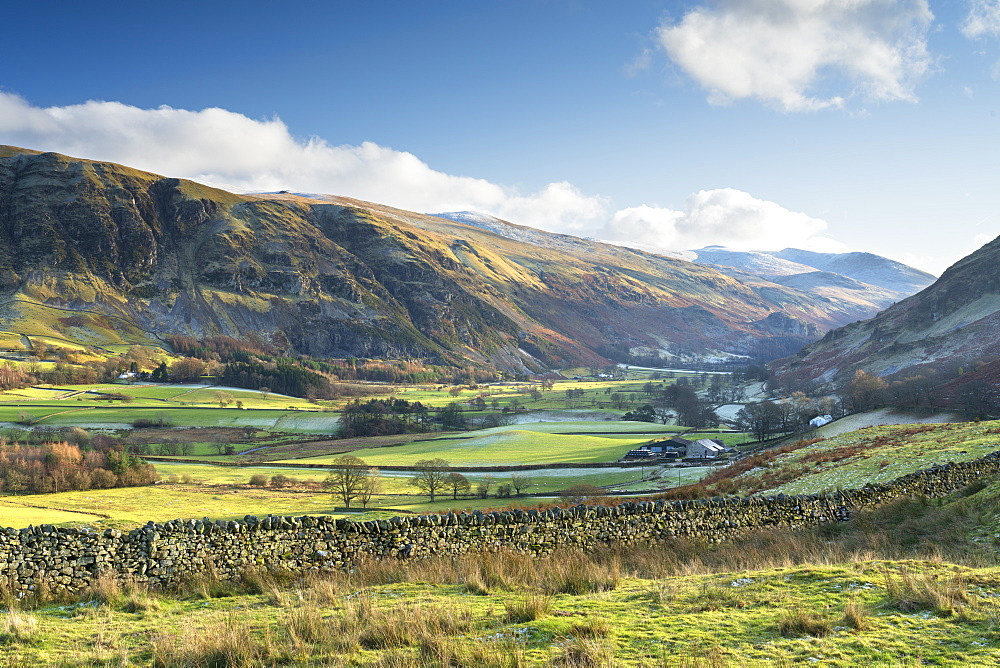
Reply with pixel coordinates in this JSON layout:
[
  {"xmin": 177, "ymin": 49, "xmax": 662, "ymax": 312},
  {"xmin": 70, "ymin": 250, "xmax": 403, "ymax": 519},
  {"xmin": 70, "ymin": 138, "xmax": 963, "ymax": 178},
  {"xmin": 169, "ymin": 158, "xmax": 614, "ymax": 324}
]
[
  {"xmin": 282, "ymin": 430, "xmax": 657, "ymax": 467},
  {"xmin": 0, "ymin": 374, "xmax": 743, "ymax": 527}
]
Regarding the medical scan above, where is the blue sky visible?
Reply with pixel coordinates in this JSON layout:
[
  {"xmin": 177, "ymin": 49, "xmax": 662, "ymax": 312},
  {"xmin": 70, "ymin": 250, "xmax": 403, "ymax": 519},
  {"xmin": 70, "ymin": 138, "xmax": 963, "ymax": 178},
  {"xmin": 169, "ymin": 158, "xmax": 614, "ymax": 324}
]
[{"xmin": 3, "ymin": 1, "xmax": 1000, "ymax": 274}]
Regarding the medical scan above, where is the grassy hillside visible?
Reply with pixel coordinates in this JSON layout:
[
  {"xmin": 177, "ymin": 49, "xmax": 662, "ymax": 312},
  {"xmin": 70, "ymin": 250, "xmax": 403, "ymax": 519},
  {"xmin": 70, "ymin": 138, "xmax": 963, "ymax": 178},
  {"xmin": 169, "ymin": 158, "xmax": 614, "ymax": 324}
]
[
  {"xmin": 772, "ymin": 232, "xmax": 1000, "ymax": 391},
  {"xmin": 700, "ymin": 421, "xmax": 1000, "ymax": 497}
]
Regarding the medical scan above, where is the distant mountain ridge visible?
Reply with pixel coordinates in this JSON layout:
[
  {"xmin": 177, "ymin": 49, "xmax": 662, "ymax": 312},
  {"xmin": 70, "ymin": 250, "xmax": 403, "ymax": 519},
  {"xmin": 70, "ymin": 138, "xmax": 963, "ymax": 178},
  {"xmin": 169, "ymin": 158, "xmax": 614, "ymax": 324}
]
[
  {"xmin": 772, "ymin": 248, "xmax": 936, "ymax": 295},
  {"xmin": 0, "ymin": 146, "xmax": 926, "ymax": 370},
  {"xmin": 688, "ymin": 246, "xmax": 935, "ymax": 302},
  {"xmin": 772, "ymin": 233, "xmax": 1000, "ymax": 389},
  {"xmin": 436, "ymin": 213, "xmax": 934, "ymax": 327}
]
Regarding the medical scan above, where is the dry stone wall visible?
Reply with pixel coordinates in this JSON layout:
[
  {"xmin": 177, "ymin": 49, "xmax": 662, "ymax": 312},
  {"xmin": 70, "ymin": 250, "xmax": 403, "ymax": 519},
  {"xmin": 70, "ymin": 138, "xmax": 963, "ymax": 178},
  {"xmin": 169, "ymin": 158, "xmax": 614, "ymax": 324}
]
[{"xmin": 5, "ymin": 450, "xmax": 1000, "ymax": 595}]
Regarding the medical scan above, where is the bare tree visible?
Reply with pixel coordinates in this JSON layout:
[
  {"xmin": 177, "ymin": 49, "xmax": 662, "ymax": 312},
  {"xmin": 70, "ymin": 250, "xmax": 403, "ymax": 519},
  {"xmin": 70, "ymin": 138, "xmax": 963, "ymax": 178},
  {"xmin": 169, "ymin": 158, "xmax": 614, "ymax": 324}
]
[
  {"xmin": 446, "ymin": 472, "xmax": 471, "ymax": 499},
  {"xmin": 510, "ymin": 473, "xmax": 533, "ymax": 496},
  {"xmin": 324, "ymin": 455, "xmax": 376, "ymax": 509},
  {"xmin": 357, "ymin": 467, "xmax": 383, "ymax": 508},
  {"xmin": 476, "ymin": 474, "xmax": 495, "ymax": 499},
  {"xmin": 211, "ymin": 435, "xmax": 230, "ymax": 455},
  {"xmin": 410, "ymin": 458, "xmax": 450, "ymax": 502}
]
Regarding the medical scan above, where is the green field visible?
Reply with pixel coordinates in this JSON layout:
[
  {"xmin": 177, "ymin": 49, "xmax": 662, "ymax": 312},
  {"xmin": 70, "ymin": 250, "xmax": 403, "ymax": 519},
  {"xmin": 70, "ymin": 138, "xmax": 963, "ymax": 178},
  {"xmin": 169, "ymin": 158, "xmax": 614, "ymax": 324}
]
[
  {"xmin": 283, "ymin": 430, "xmax": 657, "ymax": 466},
  {"xmin": 0, "ymin": 330, "xmax": 27, "ymax": 350},
  {"xmin": 0, "ymin": 482, "xmax": 340, "ymax": 528},
  {"xmin": 683, "ymin": 430, "xmax": 756, "ymax": 446},
  {"xmin": 432, "ymin": 420, "xmax": 682, "ymax": 436},
  {"xmin": 0, "ymin": 376, "xmax": 746, "ymax": 522}
]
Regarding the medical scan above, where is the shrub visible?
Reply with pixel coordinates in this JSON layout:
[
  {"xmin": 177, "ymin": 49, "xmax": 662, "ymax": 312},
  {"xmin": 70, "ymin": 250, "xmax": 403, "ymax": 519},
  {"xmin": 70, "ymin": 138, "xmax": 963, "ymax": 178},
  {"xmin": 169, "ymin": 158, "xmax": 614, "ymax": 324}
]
[
  {"xmin": 270, "ymin": 474, "xmax": 297, "ymax": 488},
  {"xmin": 248, "ymin": 474, "xmax": 269, "ymax": 487}
]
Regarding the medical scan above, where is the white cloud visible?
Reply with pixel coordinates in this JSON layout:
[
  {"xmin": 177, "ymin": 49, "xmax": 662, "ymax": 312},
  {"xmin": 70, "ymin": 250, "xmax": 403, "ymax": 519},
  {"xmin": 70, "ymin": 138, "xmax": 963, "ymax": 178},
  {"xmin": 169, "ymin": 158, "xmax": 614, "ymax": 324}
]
[
  {"xmin": 0, "ymin": 93, "xmax": 853, "ymax": 257},
  {"xmin": 962, "ymin": 0, "xmax": 1000, "ymax": 38},
  {"xmin": 0, "ymin": 92, "xmax": 607, "ymax": 234},
  {"xmin": 604, "ymin": 188, "xmax": 848, "ymax": 253},
  {"xmin": 657, "ymin": 0, "xmax": 934, "ymax": 111}
]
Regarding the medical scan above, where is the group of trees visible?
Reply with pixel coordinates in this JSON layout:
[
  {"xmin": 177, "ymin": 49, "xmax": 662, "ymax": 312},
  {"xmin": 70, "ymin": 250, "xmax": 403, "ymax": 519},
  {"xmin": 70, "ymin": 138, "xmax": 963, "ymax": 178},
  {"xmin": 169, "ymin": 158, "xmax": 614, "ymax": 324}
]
[
  {"xmin": 615, "ymin": 380, "xmax": 721, "ymax": 428},
  {"xmin": 336, "ymin": 398, "xmax": 509, "ymax": 437},
  {"xmin": 220, "ymin": 356, "xmax": 333, "ymax": 399},
  {"xmin": 735, "ymin": 392, "xmax": 841, "ymax": 441},
  {"xmin": 0, "ymin": 440, "xmax": 158, "ymax": 495},
  {"xmin": 321, "ymin": 456, "xmax": 536, "ymax": 508},
  {"xmin": 772, "ymin": 365, "xmax": 1000, "ymax": 423},
  {"xmin": 336, "ymin": 398, "xmax": 434, "ymax": 437}
]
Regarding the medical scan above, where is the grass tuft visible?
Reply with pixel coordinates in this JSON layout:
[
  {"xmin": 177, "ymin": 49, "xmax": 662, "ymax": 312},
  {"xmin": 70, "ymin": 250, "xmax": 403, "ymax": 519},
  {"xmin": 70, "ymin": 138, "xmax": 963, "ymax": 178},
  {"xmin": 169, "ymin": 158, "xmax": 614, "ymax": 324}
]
[
  {"xmin": 0, "ymin": 610, "xmax": 39, "ymax": 644},
  {"xmin": 883, "ymin": 568, "xmax": 970, "ymax": 616},
  {"xmin": 776, "ymin": 607, "xmax": 833, "ymax": 638},
  {"xmin": 151, "ymin": 614, "xmax": 269, "ymax": 667},
  {"xmin": 538, "ymin": 552, "xmax": 620, "ymax": 595},
  {"xmin": 552, "ymin": 636, "xmax": 617, "ymax": 667},
  {"xmin": 842, "ymin": 596, "xmax": 871, "ymax": 631},
  {"xmin": 504, "ymin": 593, "xmax": 552, "ymax": 623}
]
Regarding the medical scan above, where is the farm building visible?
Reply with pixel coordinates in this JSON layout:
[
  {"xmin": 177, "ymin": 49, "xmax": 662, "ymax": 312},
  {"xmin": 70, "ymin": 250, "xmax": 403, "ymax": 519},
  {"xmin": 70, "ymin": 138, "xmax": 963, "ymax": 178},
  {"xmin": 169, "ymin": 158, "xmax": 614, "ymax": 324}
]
[
  {"xmin": 809, "ymin": 414, "xmax": 833, "ymax": 428},
  {"xmin": 639, "ymin": 437, "xmax": 687, "ymax": 458},
  {"xmin": 624, "ymin": 448, "xmax": 657, "ymax": 459},
  {"xmin": 686, "ymin": 438, "xmax": 727, "ymax": 459},
  {"xmin": 649, "ymin": 437, "xmax": 691, "ymax": 453}
]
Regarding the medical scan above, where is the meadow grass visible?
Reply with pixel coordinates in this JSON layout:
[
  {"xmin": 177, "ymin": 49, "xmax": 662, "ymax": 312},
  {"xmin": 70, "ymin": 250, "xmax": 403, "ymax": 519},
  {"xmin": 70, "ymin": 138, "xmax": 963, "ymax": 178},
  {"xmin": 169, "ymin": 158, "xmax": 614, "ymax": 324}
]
[
  {"xmin": 428, "ymin": 420, "xmax": 681, "ymax": 437},
  {"xmin": 683, "ymin": 431, "xmax": 756, "ymax": 446},
  {"xmin": 0, "ymin": 330, "xmax": 27, "ymax": 350},
  {"xmin": 0, "ymin": 461, "xmax": 686, "ymax": 528},
  {"xmin": 285, "ymin": 430, "xmax": 656, "ymax": 466},
  {"xmin": 29, "ymin": 406, "xmax": 331, "ymax": 431},
  {"xmin": 0, "ymin": 484, "xmax": 342, "ymax": 527}
]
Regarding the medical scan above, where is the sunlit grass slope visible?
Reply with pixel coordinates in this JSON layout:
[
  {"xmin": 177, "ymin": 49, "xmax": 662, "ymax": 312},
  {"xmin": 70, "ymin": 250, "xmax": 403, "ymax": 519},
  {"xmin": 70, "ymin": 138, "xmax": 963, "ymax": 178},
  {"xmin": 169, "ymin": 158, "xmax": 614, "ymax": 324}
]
[
  {"xmin": 284, "ymin": 430, "xmax": 656, "ymax": 466},
  {"xmin": 717, "ymin": 420, "xmax": 1000, "ymax": 497}
]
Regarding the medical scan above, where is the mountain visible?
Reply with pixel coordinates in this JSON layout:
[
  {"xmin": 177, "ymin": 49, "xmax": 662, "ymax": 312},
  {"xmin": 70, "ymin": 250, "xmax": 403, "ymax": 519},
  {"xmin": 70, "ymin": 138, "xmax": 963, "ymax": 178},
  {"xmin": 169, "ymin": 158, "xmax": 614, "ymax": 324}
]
[
  {"xmin": 684, "ymin": 245, "xmax": 934, "ymax": 325},
  {"xmin": 772, "ymin": 234, "xmax": 1000, "ymax": 389},
  {"xmin": 686, "ymin": 246, "xmax": 818, "ymax": 278},
  {"xmin": 772, "ymin": 249, "xmax": 936, "ymax": 295},
  {"xmin": 0, "ymin": 146, "xmax": 909, "ymax": 370}
]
